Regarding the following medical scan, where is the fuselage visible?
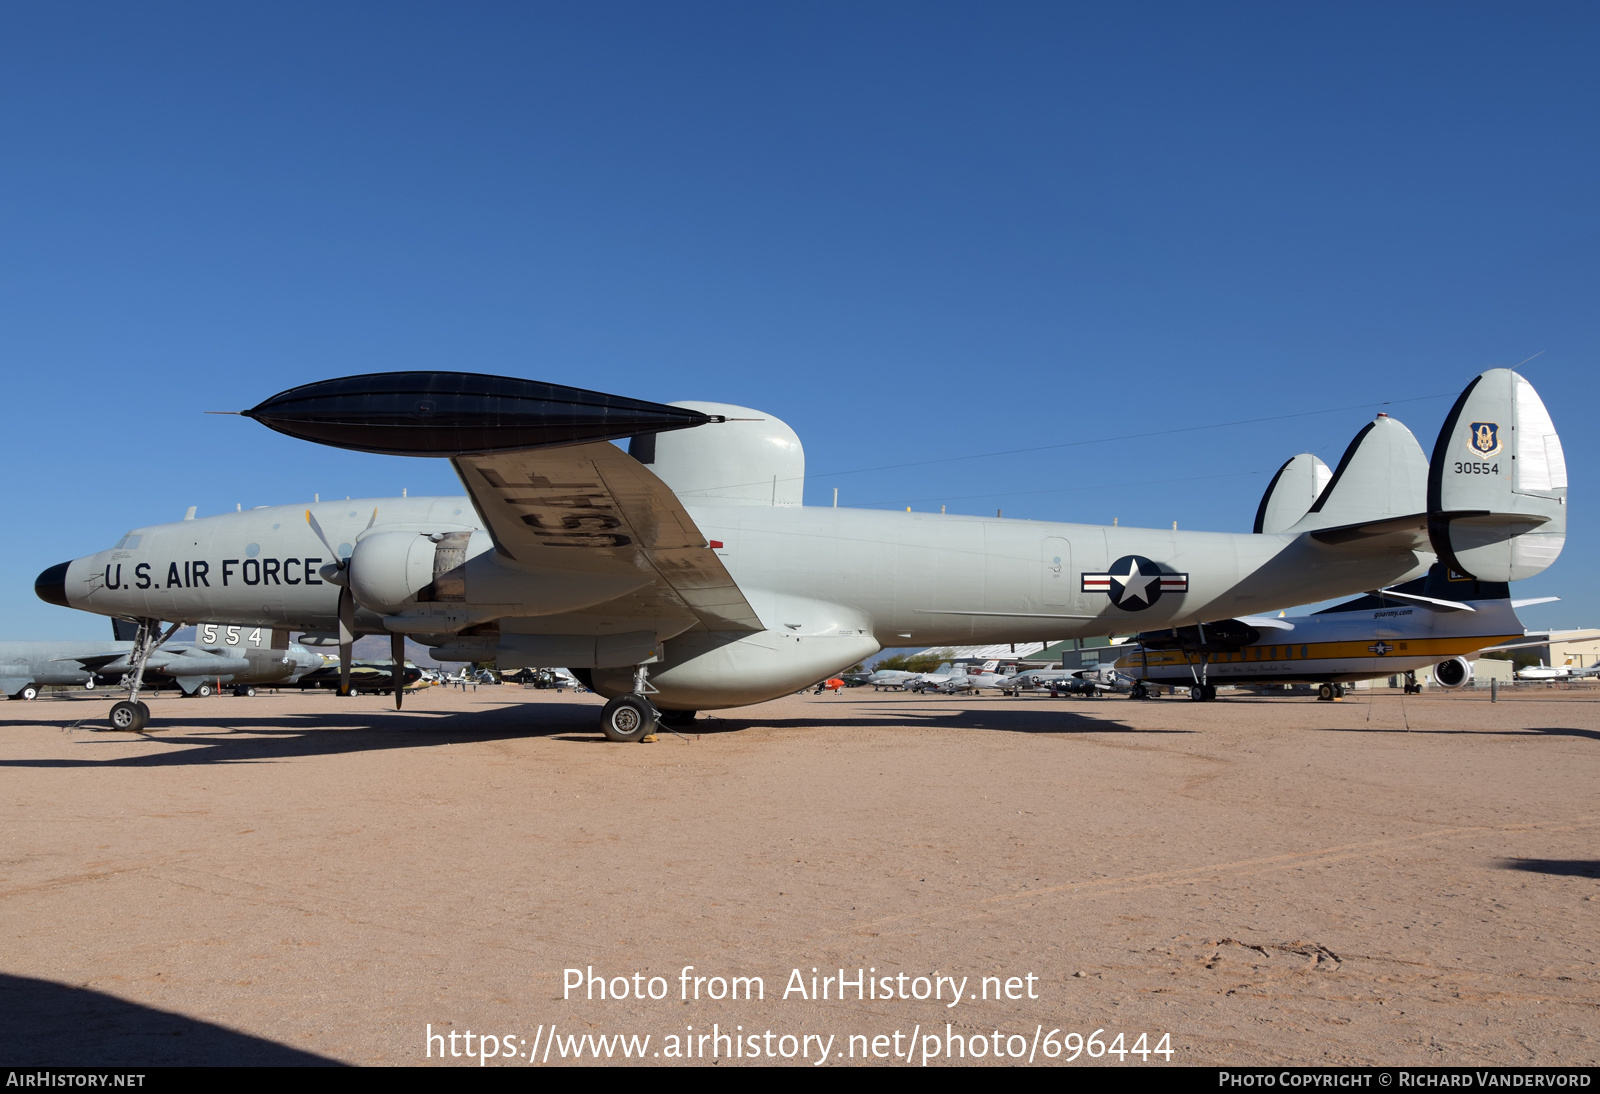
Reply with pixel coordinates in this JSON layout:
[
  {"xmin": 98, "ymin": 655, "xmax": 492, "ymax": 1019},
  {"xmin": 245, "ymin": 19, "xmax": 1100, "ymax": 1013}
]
[
  {"xmin": 1113, "ymin": 598, "xmax": 1523, "ymax": 686},
  {"xmin": 44, "ymin": 495, "xmax": 1432, "ymax": 651}
]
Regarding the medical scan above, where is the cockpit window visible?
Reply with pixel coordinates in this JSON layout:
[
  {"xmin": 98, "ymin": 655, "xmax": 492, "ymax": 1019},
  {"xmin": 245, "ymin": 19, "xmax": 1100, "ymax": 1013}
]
[{"xmin": 114, "ymin": 533, "xmax": 141, "ymax": 550}]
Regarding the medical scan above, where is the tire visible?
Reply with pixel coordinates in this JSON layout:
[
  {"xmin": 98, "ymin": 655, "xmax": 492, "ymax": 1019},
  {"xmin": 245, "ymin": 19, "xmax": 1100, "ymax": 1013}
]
[
  {"xmin": 15, "ymin": 684, "xmax": 39, "ymax": 701},
  {"xmin": 1130, "ymin": 684, "xmax": 1147, "ymax": 700},
  {"xmin": 600, "ymin": 695, "xmax": 657, "ymax": 742},
  {"xmin": 83, "ymin": 678, "xmax": 96, "ymax": 691},
  {"xmin": 1189, "ymin": 686, "xmax": 1205, "ymax": 701},
  {"xmin": 1317, "ymin": 683, "xmax": 1335, "ymax": 701},
  {"xmin": 109, "ymin": 700, "xmax": 147, "ymax": 732},
  {"xmin": 194, "ymin": 682, "xmax": 213, "ymax": 698},
  {"xmin": 1203, "ymin": 685, "xmax": 1218, "ymax": 701}
]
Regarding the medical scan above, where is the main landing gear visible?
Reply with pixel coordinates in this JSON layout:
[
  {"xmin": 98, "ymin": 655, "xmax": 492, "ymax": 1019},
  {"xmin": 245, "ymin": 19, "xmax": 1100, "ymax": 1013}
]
[
  {"xmin": 105, "ymin": 618, "xmax": 179, "ymax": 732},
  {"xmin": 1402, "ymin": 671, "xmax": 1422, "ymax": 695},
  {"xmin": 599, "ymin": 664, "xmax": 660, "ymax": 743},
  {"xmin": 1187, "ymin": 684, "xmax": 1219, "ymax": 702},
  {"xmin": 1316, "ymin": 683, "xmax": 1348, "ymax": 701}
]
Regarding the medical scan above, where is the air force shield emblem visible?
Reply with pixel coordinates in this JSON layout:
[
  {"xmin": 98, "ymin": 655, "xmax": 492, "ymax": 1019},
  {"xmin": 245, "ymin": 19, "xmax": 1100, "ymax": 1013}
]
[
  {"xmin": 1081, "ymin": 555, "xmax": 1188, "ymax": 611},
  {"xmin": 1467, "ymin": 421, "xmax": 1501, "ymax": 457}
]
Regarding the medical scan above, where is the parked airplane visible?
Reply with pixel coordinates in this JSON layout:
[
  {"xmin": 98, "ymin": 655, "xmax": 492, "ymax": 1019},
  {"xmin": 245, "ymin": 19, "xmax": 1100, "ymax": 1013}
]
[
  {"xmin": 1514, "ymin": 658, "xmax": 1600, "ymax": 682},
  {"xmin": 293, "ymin": 658, "xmax": 423, "ymax": 693},
  {"xmin": 0, "ymin": 622, "xmax": 321, "ymax": 701},
  {"xmin": 36, "ymin": 367, "xmax": 1566, "ymax": 737},
  {"xmin": 933, "ymin": 661, "xmax": 1010, "ymax": 693},
  {"xmin": 1112, "ymin": 564, "xmax": 1552, "ymax": 701},
  {"xmin": 856, "ymin": 668, "xmax": 919, "ymax": 690}
]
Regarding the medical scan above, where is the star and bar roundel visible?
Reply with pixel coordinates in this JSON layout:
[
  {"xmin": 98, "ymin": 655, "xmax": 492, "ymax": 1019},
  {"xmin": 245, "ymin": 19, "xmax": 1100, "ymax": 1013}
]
[{"xmin": 1080, "ymin": 555, "xmax": 1188, "ymax": 611}]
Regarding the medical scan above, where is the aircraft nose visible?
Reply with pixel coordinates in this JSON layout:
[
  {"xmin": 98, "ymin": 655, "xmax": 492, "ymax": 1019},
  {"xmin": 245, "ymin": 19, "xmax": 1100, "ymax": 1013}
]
[{"xmin": 35, "ymin": 561, "xmax": 71, "ymax": 607}]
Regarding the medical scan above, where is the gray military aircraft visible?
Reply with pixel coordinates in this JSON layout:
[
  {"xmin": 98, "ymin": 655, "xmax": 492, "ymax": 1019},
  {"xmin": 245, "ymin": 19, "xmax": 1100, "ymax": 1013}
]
[
  {"xmin": 0, "ymin": 621, "xmax": 321, "ymax": 701},
  {"xmin": 36, "ymin": 367, "xmax": 1565, "ymax": 738}
]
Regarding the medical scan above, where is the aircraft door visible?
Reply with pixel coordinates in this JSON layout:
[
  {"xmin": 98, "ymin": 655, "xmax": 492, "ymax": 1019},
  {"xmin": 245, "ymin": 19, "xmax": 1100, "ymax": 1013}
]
[{"xmin": 1043, "ymin": 537, "xmax": 1072, "ymax": 608}]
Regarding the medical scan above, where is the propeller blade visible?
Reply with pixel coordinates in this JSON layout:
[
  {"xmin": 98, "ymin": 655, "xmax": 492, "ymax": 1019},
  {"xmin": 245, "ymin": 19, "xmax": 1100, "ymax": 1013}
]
[
  {"xmin": 305, "ymin": 509, "xmax": 345, "ymax": 568},
  {"xmin": 337, "ymin": 586, "xmax": 355, "ymax": 697},
  {"xmin": 391, "ymin": 631, "xmax": 404, "ymax": 710}
]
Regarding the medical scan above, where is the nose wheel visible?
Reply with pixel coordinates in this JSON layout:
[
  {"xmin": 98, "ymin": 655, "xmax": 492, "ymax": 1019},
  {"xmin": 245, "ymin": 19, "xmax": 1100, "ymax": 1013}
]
[{"xmin": 109, "ymin": 700, "xmax": 150, "ymax": 732}]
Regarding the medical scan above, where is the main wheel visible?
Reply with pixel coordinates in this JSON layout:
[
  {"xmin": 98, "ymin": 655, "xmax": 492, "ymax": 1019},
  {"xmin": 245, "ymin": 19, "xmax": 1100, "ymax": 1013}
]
[
  {"xmin": 1129, "ymin": 684, "xmax": 1147, "ymax": 700},
  {"xmin": 1203, "ymin": 684, "xmax": 1218, "ymax": 701},
  {"xmin": 193, "ymin": 682, "xmax": 214, "ymax": 698},
  {"xmin": 14, "ymin": 684, "xmax": 39, "ymax": 701},
  {"xmin": 1188, "ymin": 686, "xmax": 1205, "ymax": 701},
  {"xmin": 600, "ymin": 695, "xmax": 657, "ymax": 742},
  {"xmin": 1317, "ymin": 683, "xmax": 1335, "ymax": 701},
  {"xmin": 109, "ymin": 700, "xmax": 147, "ymax": 731}
]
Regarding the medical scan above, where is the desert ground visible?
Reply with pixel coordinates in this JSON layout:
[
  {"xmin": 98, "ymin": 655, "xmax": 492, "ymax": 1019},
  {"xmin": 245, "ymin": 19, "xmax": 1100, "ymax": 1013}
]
[{"xmin": 2, "ymin": 682, "xmax": 1596, "ymax": 1067}]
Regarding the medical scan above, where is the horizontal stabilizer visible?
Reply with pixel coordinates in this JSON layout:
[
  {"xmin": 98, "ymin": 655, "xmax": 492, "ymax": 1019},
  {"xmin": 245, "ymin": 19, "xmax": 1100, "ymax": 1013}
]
[
  {"xmin": 1427, "ymin": 369, "xmax": 1567, "ymax": 582},
  {"xmin": 1364, "ymin": 587, "xmax": 1475, "ymax": 612},
  {"xmin": 1234, "ymin": 614, "xmax": 1295, "ymax": 630},
  {"xmin": 1288, "ymin": 415, "xmax": 1428, "ymax": 534},
  {"xmin": 1253, "ymin": 454, "xmax": 1331, "ymax": 533}
]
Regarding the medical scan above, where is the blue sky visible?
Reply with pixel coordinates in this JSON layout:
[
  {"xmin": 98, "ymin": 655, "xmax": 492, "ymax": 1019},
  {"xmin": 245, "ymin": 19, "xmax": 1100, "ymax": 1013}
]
[{"xmin": 2, "ymin": 2, "xmax": 1595, "ymax": 639}]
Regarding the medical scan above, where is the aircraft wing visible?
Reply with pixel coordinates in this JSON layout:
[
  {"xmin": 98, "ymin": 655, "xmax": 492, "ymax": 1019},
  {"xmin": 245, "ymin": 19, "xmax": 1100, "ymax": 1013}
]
[{"xmin": 452, "ymin": 442, "xmax": 764, "ymax": 633}]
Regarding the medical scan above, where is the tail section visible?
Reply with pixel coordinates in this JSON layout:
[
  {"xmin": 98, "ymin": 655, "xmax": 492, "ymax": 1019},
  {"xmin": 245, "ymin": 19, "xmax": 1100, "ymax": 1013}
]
[
  {"xmin": 1287, "ymin": 415, "xmax": 1429, "ymax": 533},
  {"xmin": 1427, "ymin": 368, "xmax": 1567, "ymax": 582},
  {"xmin": 1253, "ymin": 453, "xmax": 1332, "ymax": 533}
]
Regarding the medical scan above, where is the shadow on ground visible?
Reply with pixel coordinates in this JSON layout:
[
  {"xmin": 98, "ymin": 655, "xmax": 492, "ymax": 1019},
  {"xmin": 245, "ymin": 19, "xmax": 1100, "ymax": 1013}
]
[
  {"xmin": 1498, "ymin": 858, "xmax": 1600, "ymax": 878},
  {"xmin": 696, "ymin": 704, "xmax": 1191, "ymax": 735},
  {"xmin": 0, "ymin": 974, "xmax": 343, "ymax": 1066},
  {"xmin": 1312, "ymin": 726, "xmax": 1600, "ymax": 743},
  {"xmin": 0, "ymin": 701, "xmax": 596, "ymax": 768},
  {"xmin": 1, "ymin": 694, "xmax": 1196, "ymax": 768}
]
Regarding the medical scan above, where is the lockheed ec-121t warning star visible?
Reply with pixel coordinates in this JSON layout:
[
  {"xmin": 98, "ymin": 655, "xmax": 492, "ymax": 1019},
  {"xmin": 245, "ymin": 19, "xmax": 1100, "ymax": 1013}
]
[{"xmin": 36, "ymin": 367, "xmax": 1565, "ymax": 738}]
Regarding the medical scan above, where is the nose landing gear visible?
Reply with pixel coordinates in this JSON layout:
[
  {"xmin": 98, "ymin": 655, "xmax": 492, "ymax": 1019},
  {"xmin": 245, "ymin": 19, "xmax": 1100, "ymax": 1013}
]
[{"xmin": 105, "ymin": 619, "xmax": 179, "ymax": 732}]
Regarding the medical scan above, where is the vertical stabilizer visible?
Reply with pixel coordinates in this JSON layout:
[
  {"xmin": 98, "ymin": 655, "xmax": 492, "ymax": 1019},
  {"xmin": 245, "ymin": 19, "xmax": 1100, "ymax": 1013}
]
[
  {"xmin": 1427, "ymin": 369, "xmax": 1566, "ymax": 581},
  {"xmin": 1254, "ymin": 453, "xmax": 1332, "ymax": 533},
  {"xmin": 1288, "ymin": 415, "xmax": 1429, "ymax": 533}
]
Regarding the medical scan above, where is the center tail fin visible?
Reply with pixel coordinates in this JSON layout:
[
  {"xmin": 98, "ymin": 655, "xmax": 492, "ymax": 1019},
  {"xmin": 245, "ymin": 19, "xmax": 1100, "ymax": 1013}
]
[{"xmin": 1285, "ymin": 414, "xmax": 1429, "ymax": 535}]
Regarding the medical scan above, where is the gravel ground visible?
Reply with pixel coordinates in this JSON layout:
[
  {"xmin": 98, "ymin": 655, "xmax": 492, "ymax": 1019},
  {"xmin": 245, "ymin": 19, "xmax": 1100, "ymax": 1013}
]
[{"xmin": 2, "ymin": 684, "xmax": 1596, "ymax": 1067}]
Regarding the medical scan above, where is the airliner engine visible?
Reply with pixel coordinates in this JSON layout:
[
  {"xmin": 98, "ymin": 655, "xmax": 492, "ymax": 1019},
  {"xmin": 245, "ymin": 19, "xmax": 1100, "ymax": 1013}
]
[{"xmin": 1432, "ymin": 656, "xmax": 1473, "ymax": 689}]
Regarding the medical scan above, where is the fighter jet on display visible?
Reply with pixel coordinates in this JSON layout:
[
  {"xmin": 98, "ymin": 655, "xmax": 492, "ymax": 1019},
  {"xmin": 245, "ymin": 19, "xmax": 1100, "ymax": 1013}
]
[
  {"xmin": 37, "ymin": 367, "xmax": 1567, "ymax": 737},
  {"xmin": 1112, "ymin": 564, "xmax": 1561, "ymax": 701},
  {"xmin": 0, "ymin": 621, "xmax": 321, "ymax": 701}
]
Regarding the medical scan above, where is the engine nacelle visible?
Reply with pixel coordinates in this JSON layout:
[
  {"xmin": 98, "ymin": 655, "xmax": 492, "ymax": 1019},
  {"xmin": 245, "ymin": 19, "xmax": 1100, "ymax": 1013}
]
[
  {"xmin": 1433, "ymin": 656, "xmax": 1473, "ymax": 689},
  {"xmin": 348, "ymin": 532, "xmax": 437, "ymax": 614}
]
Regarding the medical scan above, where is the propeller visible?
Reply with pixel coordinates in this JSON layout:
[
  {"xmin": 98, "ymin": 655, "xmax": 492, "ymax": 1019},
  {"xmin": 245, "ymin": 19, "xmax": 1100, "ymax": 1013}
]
[{"xmin": 305, "ymin": 508, "xmax": 374, "ymax": 697}]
